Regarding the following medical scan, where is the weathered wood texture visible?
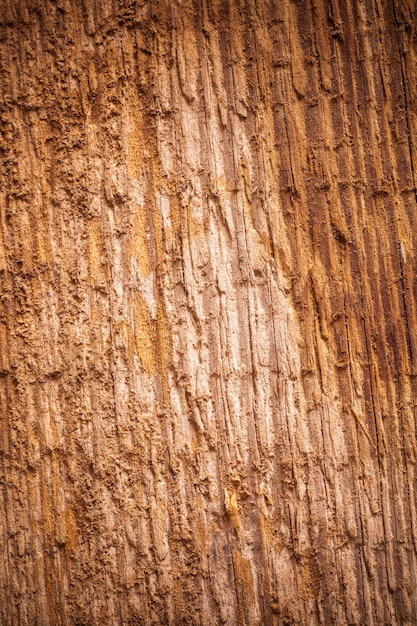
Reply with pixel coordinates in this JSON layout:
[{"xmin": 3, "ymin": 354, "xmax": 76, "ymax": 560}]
[{"xmin": 1, "ymin": 0, "xmax": 417, "ymax": 624}]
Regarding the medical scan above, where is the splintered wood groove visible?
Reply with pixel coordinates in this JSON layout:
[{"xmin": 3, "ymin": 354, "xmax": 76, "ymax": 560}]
[{"xmin": 0, "ymin": 0, "xmax": 416, "ymax": 624}]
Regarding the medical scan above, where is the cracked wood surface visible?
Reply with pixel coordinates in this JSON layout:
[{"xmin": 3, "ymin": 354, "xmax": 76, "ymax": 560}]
[{"xmin": 1, "ymin": 0, "xmax": 417, "ymax": 624}]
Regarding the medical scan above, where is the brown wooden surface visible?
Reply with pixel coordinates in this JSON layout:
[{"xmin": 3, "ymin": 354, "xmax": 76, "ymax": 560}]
[{"xmin": 1, "ymin": 0, "xmax": 417, "ymax": 624}]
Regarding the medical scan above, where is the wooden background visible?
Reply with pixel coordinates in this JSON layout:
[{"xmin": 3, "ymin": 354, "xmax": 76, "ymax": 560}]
[{"xmin": 1, "ymin": 0, "xmax": 417, "ymax": 623}]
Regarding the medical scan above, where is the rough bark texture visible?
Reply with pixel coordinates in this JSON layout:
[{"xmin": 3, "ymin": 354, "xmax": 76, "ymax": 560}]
[{"xmin": 1, "ymin": 0, "xmax": 417, "ymax": 624}]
